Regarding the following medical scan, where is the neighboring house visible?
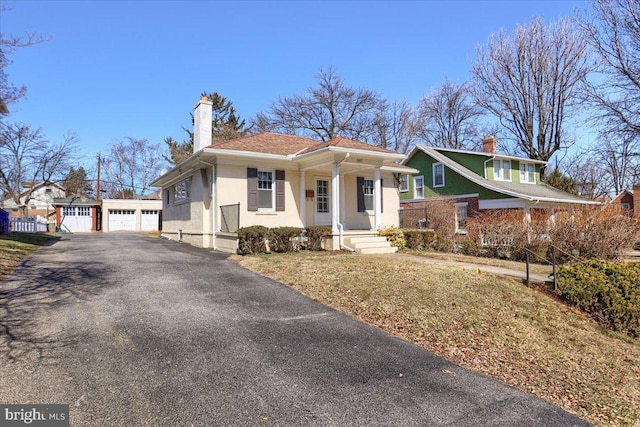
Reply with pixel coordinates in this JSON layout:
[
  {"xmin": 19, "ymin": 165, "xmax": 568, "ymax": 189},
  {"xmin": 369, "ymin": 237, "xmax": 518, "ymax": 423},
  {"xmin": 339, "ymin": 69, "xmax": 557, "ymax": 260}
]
[
  {"xmin": 1, "ymin": 181, "xmax": 66, "ymax": 221},
  {"xmin": 611, "ymin": 185, "xmax": 640, "ymax": 217},
  {"xmin": 52, "ymin": 196, "xmax": 101, "ymax": 233},
  {"xmin": 102, "ymin": 199, "xmax": 162, "ymax": 232},
  {"xmin": 399, "ymin": 136, "xmax": 600, "ymax": 233},
  {"xmin": 151, "ymin": 97, "xmax": 417, "ymax": 253},
  {"xmin": 0, "ymin": 208, "xmax": 9, "ymax": 234}
]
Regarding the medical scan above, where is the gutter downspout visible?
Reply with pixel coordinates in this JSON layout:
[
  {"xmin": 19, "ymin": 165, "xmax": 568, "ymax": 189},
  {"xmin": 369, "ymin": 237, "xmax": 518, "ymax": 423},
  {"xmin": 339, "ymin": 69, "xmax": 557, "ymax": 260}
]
[
  {"xmin": 335, "ymin": 153, "xmax": 355, "ymax": 252},
  {"xmin": 483, "ymin": 155, "xmax": 497, "ymax": 179}
]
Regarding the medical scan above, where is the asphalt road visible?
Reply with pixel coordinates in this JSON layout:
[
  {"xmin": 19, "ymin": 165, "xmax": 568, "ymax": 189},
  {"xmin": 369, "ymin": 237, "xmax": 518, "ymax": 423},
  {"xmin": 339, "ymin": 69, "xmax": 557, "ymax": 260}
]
[{"xmin": 0, "ymin": 233, "xmax": 591, "ymax": 426}]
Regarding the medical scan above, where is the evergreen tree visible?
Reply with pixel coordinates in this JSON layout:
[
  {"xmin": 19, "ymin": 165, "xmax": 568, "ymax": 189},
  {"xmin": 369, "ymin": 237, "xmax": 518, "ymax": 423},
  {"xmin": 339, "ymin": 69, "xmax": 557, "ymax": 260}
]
[{"xmin": 62, "ymin": 166, "xmax": 92, "ymax": 196}]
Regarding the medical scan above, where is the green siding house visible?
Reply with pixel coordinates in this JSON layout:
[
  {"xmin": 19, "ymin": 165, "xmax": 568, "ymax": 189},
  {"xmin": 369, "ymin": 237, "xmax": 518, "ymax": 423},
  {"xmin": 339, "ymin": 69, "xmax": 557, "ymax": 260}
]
[{"xmin": 399, "ymin": 136, "xmax": 599, "ymax": 231}]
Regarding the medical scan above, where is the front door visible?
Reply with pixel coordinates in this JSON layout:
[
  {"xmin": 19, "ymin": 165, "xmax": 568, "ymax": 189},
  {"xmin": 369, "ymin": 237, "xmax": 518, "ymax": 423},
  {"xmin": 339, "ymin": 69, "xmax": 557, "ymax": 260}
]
[{"xmin": 314, "ymin": 178, "xmax": 331, "ymax": 226}]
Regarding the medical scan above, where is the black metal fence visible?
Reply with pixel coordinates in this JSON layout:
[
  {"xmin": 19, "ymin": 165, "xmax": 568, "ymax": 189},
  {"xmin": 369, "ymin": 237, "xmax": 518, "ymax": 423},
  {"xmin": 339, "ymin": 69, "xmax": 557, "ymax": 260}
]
[{"xmin": 220, "ymin": 203, "xmax": 240, "ymax": 233}]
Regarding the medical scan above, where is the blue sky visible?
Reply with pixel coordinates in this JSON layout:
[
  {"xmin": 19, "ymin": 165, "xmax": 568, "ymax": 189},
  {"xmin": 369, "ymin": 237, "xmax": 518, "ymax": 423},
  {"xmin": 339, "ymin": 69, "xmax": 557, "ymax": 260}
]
[{"xmin": 2, "ymin": 0, "xmax": 588, "ymax": 170}]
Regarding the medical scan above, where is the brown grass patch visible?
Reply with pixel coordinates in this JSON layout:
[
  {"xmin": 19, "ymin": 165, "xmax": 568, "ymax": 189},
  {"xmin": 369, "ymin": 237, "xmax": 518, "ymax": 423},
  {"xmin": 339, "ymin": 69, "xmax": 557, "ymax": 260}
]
[{"xmin": 232, "ymin": 251, "xmax": 640, "ymax": 427}]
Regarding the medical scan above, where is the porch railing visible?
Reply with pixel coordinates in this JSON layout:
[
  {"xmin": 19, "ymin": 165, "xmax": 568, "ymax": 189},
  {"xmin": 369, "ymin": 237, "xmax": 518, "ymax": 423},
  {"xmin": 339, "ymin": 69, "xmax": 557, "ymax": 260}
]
[{"xmin": 220, "ymin": 203, "xmax": 240, "ymax": 233}]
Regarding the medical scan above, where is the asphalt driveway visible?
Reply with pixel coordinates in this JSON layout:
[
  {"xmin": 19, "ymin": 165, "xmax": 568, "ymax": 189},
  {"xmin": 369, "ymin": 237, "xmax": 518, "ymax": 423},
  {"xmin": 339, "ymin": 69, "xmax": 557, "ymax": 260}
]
[{"xmin": 0, "ymin": 233, "xmax": 590, "ymax": 426}]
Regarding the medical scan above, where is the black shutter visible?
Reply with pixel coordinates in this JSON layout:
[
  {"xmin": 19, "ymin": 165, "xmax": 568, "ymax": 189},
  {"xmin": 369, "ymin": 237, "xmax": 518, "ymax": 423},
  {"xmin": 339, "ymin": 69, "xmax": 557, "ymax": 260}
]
[
  {"xmin": 275, "ymin": 170, "xmax": 285, "ymax": 211},
  {"xmin": 247, "ymin": 168, "xmax": 258, "ymax": 211},
  {"xmin": 357, "ymin": 176, "xmax": 365, "ymax": 212}
]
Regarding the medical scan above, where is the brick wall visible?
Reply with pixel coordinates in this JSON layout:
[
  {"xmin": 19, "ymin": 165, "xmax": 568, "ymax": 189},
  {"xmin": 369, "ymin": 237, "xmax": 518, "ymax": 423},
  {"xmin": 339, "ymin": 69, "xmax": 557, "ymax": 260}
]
[{"xmin": 634, "ymin": 184, "xmax": 640, "ymax": 218}]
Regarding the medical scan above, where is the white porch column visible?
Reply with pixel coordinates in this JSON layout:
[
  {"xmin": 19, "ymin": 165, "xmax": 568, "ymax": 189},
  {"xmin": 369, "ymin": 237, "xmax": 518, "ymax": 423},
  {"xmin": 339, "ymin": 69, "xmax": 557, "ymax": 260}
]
[
  {"xmin": 299, "ymin": 171, "xmax": 306, "ymax": 228},
  {"xmin": 331, "ymin": 162, "xmax": 340, "ymax": 234},
  {"xmin": 549, "ymin": 207, "xmax": 556, "ymax": 227},
  {"xmin": 374, "ymin": 167, "xmax": 382, "ymax": 230},
  {"xmin": 211, "ymin": 165, "xmax": 216, "ymax": 250},
  {"xmin": 340, "ymin": 173, "xmax": 346, "ymax": 229}
]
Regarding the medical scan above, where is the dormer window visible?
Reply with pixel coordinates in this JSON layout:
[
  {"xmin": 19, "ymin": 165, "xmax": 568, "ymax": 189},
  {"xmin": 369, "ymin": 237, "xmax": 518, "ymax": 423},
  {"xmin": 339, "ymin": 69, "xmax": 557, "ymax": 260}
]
[
  {"xmin": 494, "ymin": 159, "xmax": 511, "ymax": 181},
  {"xmin": 520, "ymin": 162, "xmax": 536, "ymax": 184}
]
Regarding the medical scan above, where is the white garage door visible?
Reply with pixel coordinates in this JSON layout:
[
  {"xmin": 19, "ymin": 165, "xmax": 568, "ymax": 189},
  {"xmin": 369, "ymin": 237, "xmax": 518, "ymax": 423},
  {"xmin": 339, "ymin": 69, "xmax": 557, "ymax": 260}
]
[
  {"xmin": 61, "ymin": 206, "xmax": 93, "ymax": 232},
  {"xmin": 141, "ymin": 210, "xmax": 159, "ymax": 231},
  {"xmin": 108, "ymin": 209, "xmax": 136, "ymax": 231}
]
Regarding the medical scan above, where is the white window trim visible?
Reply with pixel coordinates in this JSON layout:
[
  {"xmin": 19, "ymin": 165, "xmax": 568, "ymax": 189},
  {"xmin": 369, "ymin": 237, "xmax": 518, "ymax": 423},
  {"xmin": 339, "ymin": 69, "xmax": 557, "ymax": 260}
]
[
  {"xmin": 494, "ymin": 159, "xmax": 512, "ymax": 182},
  {"xmin": 414, "ymin": 176, "xmax": 424, "ymax": 199},
  {"xmin": 257, "ymin": 169, "xmax": 275, "ymax": 211},
  {"xmin": 519, "ymin": 162, "xmax": 536, "ymax": 184},
  {"xmin": 432, "ymin": 163, "xmax": 445, "ymax": 188},
  {"xmin": 363, "ymin": 177, "xmax": 375, "ymax": 213},
  {"xmin": 454, "ymin": 202, "xmax": 468, "ymax": 234},
  {"xmin": 398, "ymin": 174, "xmax": 409, "ymax": 193},
  {"xmin": 174, "ymin": 179, "xmax": 190, "ymax": 205}
]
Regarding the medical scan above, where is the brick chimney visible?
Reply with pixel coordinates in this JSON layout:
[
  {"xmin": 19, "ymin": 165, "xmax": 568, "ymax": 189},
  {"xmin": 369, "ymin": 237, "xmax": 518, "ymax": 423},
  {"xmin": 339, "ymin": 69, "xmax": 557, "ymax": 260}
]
[
  {"xmin": 482, "ymin": 135, "xmax": 497, "ymax": 154},
  {"xmin": 193, "ymin": 96, "xmax": 213, "ymax": 153},
  {"xmin": 634, "ymin": 184, "xmax": 640, "ymax": 218}
]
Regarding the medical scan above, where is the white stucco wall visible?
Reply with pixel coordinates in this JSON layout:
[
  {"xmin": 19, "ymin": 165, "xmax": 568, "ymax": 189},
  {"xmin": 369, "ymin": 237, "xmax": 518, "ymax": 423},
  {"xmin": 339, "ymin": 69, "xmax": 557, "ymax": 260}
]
[
  {"xmin": 216, "ymin": 163, "xmax": 303, "ymax": 230},
  {"xmin": 159, "ymin": 162, "xmax": 401, "ymax": 250},
  {"xmin": 161, "ymin": 170, "xmax": 209, "ymax": 247}
]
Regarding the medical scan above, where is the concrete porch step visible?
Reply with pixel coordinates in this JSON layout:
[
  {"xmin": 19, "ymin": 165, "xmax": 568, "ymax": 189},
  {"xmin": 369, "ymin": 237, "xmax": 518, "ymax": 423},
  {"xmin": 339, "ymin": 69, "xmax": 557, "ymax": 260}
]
[
  {"xmin": 357, "ymin": 246, "xmax": 398, "ymax": 254},
  {"xmin": 344, "ymin": 235, "xmax": 398, "ymax": 255}
]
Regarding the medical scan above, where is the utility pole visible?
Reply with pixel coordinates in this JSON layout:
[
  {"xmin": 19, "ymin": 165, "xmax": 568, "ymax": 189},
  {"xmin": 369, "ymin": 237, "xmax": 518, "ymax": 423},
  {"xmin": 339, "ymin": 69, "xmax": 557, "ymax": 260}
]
[{"xmin": 96, "ymin": 152, "xmax": 101, "ymax": 201}]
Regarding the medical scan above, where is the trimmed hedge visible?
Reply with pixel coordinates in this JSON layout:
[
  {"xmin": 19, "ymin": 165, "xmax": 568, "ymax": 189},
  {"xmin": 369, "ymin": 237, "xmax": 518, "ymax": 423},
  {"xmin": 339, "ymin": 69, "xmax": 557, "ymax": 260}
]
[
  {"xmin": 304, "ymin": 226, "xmax": 331, "ymax": 251},
  {"xmin": 237, "ymin": 225, "xmax": 330, "ymax": 254},
  {"xmin": 270, "ymin": 227, "xmax": 304, "ymax": 253},
  {"xmin": 556, "ymin": 260, "xmax": 640, "ymax": 338},
  {"xmin": 237, "ymin": 226, "xmax": 271, "ymax": 255},
  {"xmin": 402, "ymin": 229, "xmax": 435, "ymax": 250},
  {"xmin": 380, "ymin": 227, "xmax": 405, "ymax": 249}
]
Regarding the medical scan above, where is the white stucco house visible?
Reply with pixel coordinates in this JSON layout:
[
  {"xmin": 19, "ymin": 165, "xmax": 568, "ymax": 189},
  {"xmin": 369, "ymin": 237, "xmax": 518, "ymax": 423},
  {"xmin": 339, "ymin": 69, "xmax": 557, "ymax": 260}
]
[{"xmin": 151, "ymin": 97, "xmax": 417, "ymax": 253}]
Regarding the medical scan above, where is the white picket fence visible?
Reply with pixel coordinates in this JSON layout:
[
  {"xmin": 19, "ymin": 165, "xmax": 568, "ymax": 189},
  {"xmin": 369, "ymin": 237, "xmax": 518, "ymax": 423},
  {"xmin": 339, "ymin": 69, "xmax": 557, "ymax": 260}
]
[{"xmin": 10, "ymin": 215, "xmax": 48, "ymax": 233}]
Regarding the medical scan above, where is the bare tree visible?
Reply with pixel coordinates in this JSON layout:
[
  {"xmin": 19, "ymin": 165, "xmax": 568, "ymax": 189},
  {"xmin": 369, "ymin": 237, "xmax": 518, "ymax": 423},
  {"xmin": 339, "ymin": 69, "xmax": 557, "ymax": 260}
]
[
  {"xmin": 102, "ymin": 137, "xmax": 166, "ymax": 199},
  {"xmin": 252, "ymin": 67, "xmax": 383, "ymax": 142},
  {"xmin": 417, "ymin": 79, "xmax": 485, "ymax": 150},
  {"xmin": 594, "ymin": 132, "xmax": 640, "ymax": 194},
  {"xmin": 560, "ymin": 149, "xmax": 612, "ymax": 200},
  {"xmin": 370, "ymin": 100, "xmax": 421, "ymax": 153},
  {"xmin": 0, "ymin": 122, "xmax": 76, "ymax": 214},
  {"xmin": 581, "ymin": 0, "xmax": 640, "ymax": 138},
  {"xmin": 472, "ymin": 17, "xmax": 591, "ymax": 172},
  {"xmin": 0, "ymin": 5, "xmax": 50, "ymax": 114}
]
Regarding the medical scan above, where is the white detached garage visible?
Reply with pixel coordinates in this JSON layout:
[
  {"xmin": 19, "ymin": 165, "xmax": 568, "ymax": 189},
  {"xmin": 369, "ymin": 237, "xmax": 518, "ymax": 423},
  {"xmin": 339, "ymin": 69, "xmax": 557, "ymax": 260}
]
[
  {"xmin": 53, "ymin": 196, "xmax": 101, "ymax": 233},
  {"xmin": 102, "ymin": 199, "xmax": 162, "ymax": 232}
]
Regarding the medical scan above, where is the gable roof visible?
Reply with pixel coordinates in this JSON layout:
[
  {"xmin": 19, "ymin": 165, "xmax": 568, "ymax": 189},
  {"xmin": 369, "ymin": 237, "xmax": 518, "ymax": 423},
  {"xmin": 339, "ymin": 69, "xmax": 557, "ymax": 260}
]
[
  {"xmin": 410, "ymin": 145, "xmax": 600, "ymax": 205},
  {"xmin": 298, "ymin": 136, "xmax": 399, "ymax": 155},
  {"xmin": 612, "ymin": 190, "xmax": 633, "ymax": 203}
]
